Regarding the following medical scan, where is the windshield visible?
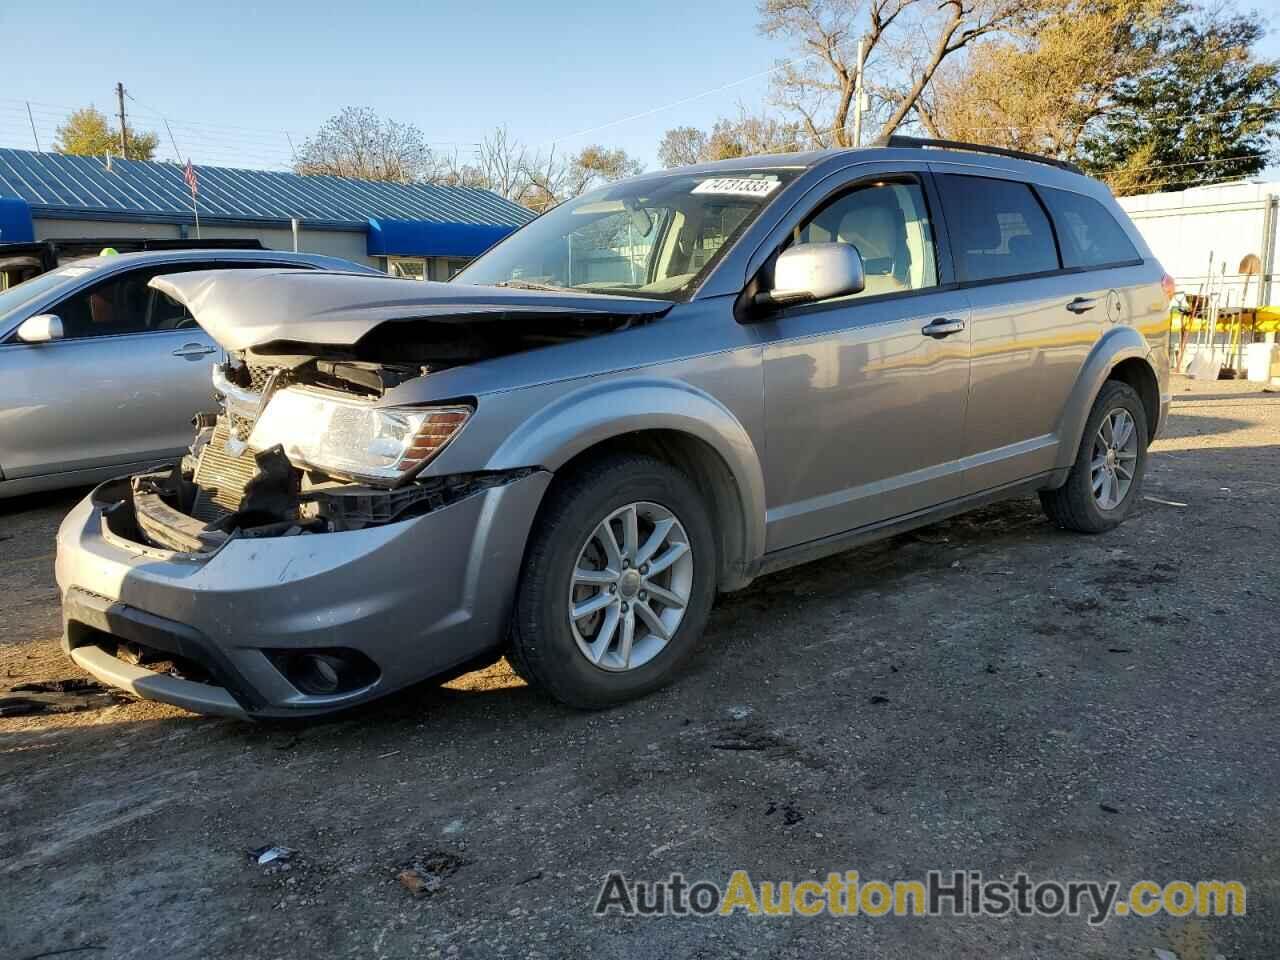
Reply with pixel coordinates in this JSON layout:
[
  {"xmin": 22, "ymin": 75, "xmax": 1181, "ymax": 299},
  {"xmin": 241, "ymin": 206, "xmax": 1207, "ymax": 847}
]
[
  {"xmin": 455, "ymin": 169, "xmax": 801, "ymax": 300},
  {"xmin": 0, "ymin": 266, "xmax": 90, "ymax": 328}
]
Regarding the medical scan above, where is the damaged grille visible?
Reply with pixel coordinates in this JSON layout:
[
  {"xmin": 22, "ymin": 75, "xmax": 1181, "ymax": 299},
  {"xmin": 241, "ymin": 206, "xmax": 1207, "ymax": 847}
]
[
  {"xmin": 247, "ymin": 363, "xmax": 277, "ymax": 392},
  {"xmin": 191, "ymin": 420, "xmax": 259, "ymax": 521}
]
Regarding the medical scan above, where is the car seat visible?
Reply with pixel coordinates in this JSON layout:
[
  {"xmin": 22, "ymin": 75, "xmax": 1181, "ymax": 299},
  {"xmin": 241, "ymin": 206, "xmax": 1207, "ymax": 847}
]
[{"xmin": 836, "ymin": 191, "xmax": 912, "ymax": 296}]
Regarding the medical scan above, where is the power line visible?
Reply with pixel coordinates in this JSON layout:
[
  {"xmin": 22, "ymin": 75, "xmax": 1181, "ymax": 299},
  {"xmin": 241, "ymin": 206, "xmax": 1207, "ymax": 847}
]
[{"xmin": 535, "ymin": 51, "xmax": 820, "ymax": 148}]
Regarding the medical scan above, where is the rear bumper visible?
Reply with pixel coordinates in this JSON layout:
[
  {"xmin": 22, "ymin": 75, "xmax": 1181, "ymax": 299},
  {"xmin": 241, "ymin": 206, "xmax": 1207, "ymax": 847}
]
[{"xmin": 56, "ymin": 470, "xmax": 551, "ymax": 718}]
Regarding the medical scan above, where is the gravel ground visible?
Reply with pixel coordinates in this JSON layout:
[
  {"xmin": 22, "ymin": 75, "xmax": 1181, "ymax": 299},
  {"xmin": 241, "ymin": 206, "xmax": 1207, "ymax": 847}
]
[{"xmin": 2, "ymin": 374, "xmax": 1278, "ymax": 960}]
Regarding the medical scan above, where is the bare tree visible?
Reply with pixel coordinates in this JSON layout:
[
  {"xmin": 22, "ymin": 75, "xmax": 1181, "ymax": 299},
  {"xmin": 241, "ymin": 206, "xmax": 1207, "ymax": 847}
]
[
  {"xmin": 658, "ymin": 126, "xmax": 710, "ymax": 167},
  {"xmin": 657, "ymin": 108, "xmax": 807, "ymax": 167},
  {"xmin": 294, "ymin": 106, "xmax": 434, "ymax": 181},
  {"xmin": 528, "ymin": 144, "xmax": 644, "ymax": 203},
  {"xmin": 438, "ymin": 127, "xmax": 643, "ymax": 212},
  {"xmin": 759, "ymin": 0, "xmax": 1044, "ymax": 146},
  {"xmin": 434, "ymin": 126, "xmax": 534, "ymax": 200}
]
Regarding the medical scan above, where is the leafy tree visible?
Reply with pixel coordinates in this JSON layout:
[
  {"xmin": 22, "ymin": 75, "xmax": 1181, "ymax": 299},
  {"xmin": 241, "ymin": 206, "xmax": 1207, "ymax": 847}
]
[
  {"xmin": 54, "ymin": 106, "xmax": 158, "ymax": 161},
  {"xmin": 1078, "ymin": 6, "xmax": 1280, "ymax": 193},
  {"xmin": 922, "ymin": 1, "xmax": 1278, "ymax": 194},
  {"xmin": 921, "ymin": 0, "xmax": 1173, "ymax": 155},
  {"xmin": 294, "ymin": 106, "xmax": 433, "ymax": 181}
]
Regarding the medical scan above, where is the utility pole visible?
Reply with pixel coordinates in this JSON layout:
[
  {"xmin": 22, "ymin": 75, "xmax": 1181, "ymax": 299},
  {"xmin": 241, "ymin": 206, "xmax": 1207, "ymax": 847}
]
[
  {"xmin": 115, "ymin": 82, "xmax": 129, "ymax": 157},
  {"xmin": 851, "ymin": 39, "xmax": 867, "ymax": 148}
]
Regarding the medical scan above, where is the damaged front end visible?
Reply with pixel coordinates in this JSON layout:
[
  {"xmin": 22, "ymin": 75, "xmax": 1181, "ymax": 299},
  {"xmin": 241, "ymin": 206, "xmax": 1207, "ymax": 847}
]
[
  {"xmin": 106, "ymin": 268, "xmax": 668, "ymax": 555},
  {"xmin": 113, "ymin": 355, "xmax": 529, "ymax": 555}
]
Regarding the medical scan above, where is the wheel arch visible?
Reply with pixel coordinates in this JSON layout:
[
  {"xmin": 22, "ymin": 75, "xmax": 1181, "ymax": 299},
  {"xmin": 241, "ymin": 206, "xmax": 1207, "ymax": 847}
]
[
  {"xmin": 1052, "ymin": 326, "xmax": 1159, "ymax": 477},
  {"xmin": 487, "ymin": 377, "xmax": 766, "ymax": 592}
]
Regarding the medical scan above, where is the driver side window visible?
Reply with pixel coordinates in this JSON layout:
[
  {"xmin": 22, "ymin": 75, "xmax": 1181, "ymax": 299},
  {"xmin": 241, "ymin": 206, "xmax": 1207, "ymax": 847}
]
[
  {"xmin": 53, "ymin": 270, "xmax": 155, "ymax": 340},
  {"xmin": 794, "ymin": 181, "xmax": 938, "ymax": 299}
]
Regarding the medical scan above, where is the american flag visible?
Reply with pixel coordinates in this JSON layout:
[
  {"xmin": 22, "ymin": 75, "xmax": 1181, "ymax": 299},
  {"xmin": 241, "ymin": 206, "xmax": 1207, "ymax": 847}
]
[{"xmin": 183, "ymin": 159, "xmax": 198, "ymax": 195}]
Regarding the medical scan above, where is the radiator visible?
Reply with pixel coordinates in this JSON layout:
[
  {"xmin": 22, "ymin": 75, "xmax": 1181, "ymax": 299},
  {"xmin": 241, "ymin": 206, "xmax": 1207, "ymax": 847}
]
[{"xmin": 191, "ymin": 420, "xmax": 259, "ymax": 521}]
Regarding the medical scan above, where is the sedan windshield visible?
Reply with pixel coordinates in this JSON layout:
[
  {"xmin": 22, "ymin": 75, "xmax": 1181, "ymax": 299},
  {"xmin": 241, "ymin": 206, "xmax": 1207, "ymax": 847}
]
[
  {"xmin": 455, "ymin": 169, "xmax": 801, "ymax": 300},
  {"xmin": 0, "ymin": 266, "xmax": 87, "ymax": 329}
]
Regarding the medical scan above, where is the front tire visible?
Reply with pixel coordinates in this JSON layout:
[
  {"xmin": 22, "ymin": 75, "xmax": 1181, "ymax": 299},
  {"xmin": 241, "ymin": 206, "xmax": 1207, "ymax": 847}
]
[
  {"xmin": 1040, "ymin": 380, "xmax": 1148, "ymax": 533},
  {"xmin": 509, "ymin": 453, "xmax": 717, "ymax": 708}
]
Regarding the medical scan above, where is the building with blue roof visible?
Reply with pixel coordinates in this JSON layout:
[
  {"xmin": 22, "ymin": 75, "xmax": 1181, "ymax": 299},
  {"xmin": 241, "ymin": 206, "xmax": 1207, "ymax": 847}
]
[{"xmin": 0, "ymin": 148, "xmax": 535, "ymax": 280}]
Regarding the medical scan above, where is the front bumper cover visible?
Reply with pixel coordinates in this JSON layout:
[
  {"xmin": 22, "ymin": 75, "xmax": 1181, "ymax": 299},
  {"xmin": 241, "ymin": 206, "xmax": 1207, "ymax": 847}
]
[{"xmin": 56, "ymin": 469, "xmax": 551, "ymax": 719}]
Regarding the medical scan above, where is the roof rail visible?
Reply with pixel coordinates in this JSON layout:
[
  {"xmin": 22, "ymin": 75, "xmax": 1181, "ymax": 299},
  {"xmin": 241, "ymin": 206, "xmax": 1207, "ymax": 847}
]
[{"xmin": 873, "ymin": 135, "xmax": 1084, "ymax": 176}]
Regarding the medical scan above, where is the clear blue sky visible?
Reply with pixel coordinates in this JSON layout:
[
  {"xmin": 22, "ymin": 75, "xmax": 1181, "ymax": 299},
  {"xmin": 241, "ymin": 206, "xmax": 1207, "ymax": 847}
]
[
  {"xmin": 1, "ymin": 0, "xmax": 1277, "ymax": 176},
  {"xmin": 0, "ymin": 0, "xmax": 784, "ymax": 171}
]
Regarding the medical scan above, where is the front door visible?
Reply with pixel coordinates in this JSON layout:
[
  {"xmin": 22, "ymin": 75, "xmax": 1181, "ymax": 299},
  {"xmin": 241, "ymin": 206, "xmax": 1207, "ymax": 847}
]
[
  {"xmin": 0, "ymin": 265, "xmax": 219, "ymax": 480},
  {"xmin": 758, "ymin": 177, "xmax": 971, "ymax": 552}
]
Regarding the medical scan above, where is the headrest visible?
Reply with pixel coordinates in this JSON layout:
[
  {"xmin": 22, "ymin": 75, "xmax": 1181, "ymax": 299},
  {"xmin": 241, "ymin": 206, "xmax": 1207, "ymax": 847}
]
[
  {"xmin": 836, "ymin": 202, "xmax": 901, "ymax": 262},
  {"xmin": 960, "ymin": 207, "xmax": 1003, "ymax": 251}
]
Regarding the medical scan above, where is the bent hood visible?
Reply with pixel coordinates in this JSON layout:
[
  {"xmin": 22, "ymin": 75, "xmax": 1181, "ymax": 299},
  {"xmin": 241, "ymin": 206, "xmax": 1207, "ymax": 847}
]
[{"xmin": 150, "ymin": 269, "xmax": 669, "ymax": 352}]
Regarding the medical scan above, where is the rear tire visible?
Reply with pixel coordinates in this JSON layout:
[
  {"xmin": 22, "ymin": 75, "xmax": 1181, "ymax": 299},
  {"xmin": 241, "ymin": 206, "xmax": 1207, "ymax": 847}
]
[
  {"xmin": 1039, "ymin": 380, "xmax": 1148, "ymax": 533},
  {"xmin": 509, "ymin": 453, "xmax": 717, "ymax": 709}
]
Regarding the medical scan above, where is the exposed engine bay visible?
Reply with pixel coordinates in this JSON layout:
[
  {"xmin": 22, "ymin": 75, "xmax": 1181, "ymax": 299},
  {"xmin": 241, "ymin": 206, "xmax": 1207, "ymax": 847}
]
[
  {"xmin": 107, "ymin": 353, "xmax": 533, "ymax": 554},
  {"xmin": 107, "ymin": 270, "xmax": 670, "ymax": 554}
]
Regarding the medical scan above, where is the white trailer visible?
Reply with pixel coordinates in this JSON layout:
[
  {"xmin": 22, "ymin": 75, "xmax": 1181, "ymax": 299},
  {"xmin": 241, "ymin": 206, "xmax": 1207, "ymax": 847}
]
[{"xmin": 1118, "ymin": 180, "xmax": 1279, "ymax": 310}]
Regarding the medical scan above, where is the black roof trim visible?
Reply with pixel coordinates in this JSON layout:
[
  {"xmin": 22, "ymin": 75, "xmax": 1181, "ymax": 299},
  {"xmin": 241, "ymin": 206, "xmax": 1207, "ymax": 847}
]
[{"xmin": 874, "ymin": 135, "xmax": 1085, "ymax": 176}]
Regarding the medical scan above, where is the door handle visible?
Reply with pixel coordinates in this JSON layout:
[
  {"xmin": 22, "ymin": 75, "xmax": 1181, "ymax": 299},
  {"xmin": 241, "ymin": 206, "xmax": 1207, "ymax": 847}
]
[
  {"xmin": 172, "ymin": 343, "xmax": 216, "ymax": 359},
  {"xmin": 921, "ymin": 318, "xmax": 966, "ymax": 338},
  {"xmin": 1066, "ymin": 297, "xmax": 1097, "ymax": 314}
]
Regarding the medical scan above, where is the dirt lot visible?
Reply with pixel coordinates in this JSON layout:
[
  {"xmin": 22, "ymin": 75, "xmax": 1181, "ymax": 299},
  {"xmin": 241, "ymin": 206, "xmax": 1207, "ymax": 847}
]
[{"xmin": 2, "ymin": 374, "xmax": 1278, "ymax": 959}]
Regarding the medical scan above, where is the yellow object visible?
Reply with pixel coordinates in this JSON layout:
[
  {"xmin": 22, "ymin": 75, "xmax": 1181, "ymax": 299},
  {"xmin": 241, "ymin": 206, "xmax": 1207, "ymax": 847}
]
[
  {"xmin": 1172, "ymin": 308, "xmax": 1280, "ymax": 335},
  {"xmin": 98, "ymin": 246, "xmax": 119, "ymax": 256}
]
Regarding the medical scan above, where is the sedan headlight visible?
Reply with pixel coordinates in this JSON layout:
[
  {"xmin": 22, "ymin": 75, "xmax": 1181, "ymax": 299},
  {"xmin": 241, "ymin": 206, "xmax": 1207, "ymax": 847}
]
[{"xmin": 247, "ymin": 388, "xmax": 471, "ymax": 484}]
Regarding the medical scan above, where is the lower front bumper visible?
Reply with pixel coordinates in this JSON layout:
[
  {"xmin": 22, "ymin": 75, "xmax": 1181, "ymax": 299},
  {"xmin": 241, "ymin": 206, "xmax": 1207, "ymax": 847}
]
[{"xmin": 56, "ymin": 470, "xmax": 551, "ymax": 718}]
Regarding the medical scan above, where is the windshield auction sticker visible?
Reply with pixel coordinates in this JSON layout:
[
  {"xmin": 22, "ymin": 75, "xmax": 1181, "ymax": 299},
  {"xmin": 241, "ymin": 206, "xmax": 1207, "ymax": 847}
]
[{"xmin": 691, "ymin": 177, "xmax": 781, "ymax": 197}]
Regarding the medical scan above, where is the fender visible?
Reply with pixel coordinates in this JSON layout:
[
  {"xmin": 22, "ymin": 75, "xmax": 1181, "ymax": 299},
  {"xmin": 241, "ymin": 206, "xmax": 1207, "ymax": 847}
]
[
  {"xmin": 485, "ymin": 376, "xmax": 768, "ymax": 587},
  {"xmin": 1051, "ymin": 324, "xmax": 1155, "ymax": 479}
]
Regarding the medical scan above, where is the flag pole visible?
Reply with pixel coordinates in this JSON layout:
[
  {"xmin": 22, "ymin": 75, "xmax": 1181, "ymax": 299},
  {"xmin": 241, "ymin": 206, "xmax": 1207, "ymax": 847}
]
[
  {"xmin": 190, "ymin": 180, "xmax": 201, "ymax": 239},
  {"xmin": 186, "ymin": 158, "xmax": 201, "ymax": 239}
]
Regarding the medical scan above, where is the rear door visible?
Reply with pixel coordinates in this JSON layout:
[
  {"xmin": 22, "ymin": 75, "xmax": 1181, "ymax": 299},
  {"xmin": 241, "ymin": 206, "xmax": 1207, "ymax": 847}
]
[
  {"xmin": 933, "ymin": 172, "xmax": 1110, "ymax": 494},
  {"xmin": 758, "ymin": 171, "xmax": 972, "ymax": 552}
]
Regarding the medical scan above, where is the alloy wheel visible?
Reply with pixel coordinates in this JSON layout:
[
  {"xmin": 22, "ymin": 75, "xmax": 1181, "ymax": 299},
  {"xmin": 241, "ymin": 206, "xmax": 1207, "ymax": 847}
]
[
  {"xmin": 1091, "ymin": 407, "xmax": 1139, "ymax": 510},
  {"xmin": 568, "ymin": 501, "xmax": 694, "ymax": 672}
]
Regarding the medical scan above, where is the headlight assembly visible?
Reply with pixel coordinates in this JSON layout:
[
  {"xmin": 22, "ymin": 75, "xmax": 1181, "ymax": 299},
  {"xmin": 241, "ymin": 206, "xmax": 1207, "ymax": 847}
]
[{"xmin": 247, "ymin": 388, "xmax": 471, "ymax": 484}]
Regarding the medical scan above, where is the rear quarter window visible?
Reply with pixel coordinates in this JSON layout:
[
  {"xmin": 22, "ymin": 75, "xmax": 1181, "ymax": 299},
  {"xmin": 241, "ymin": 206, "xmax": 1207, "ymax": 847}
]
[
  {"xmin": 938, "ymin": 175, "xmax": 1060, "ymax": 283},
  {"xmin": 1039, "ymin": 187, "xmax": 1141, "ymax": 269}
]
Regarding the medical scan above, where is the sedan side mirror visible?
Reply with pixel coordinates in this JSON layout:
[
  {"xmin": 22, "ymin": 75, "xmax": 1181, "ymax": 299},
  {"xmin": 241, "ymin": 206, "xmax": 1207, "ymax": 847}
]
[
  {"xmin": 16, "ymin": 314, "xmax": 64, "ymax": 343},
  {"xmin": 756, "ymin": 242, "xmax": 865, "ymax": 308}
]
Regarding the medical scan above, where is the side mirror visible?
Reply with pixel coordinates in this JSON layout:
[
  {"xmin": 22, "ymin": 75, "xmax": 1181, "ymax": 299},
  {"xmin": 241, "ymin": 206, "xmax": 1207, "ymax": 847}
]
[
  {"xmin": 757, "ymin": 242, "xmax": 865, "ymax": 308},
  {"xmin": 16, "ymin": 314, "xmax": 64, "ymax": 343}
]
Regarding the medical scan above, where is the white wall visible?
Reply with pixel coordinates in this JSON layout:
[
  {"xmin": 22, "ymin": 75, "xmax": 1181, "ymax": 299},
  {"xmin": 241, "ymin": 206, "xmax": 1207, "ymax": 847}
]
[
  {"xmin": 1118, "ymin": 182, "xmax": 1278, "ymax": 306},
  {"xmin": 33, "ymin": 218, "xmax": 378, "ymax": 268}
]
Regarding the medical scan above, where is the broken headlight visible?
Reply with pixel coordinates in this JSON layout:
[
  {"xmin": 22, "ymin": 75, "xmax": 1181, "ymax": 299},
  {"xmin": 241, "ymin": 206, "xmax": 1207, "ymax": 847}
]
[{"xmin": 247, "ymin": 388, "xmax": 472, "ymax": 484}]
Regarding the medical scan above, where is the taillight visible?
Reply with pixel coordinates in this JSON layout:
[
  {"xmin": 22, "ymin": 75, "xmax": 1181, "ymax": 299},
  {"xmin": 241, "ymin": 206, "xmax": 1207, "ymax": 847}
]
[{"xmin": 1161, "ymin": 274, "xmax": 1176, "ymax": 304}]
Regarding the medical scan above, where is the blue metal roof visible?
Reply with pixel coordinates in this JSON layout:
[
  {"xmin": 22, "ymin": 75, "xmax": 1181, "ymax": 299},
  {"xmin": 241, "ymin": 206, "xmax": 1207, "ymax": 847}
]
[{"xmin": 0, "ymin": 148, "xmax": 535, "ymax": 232}]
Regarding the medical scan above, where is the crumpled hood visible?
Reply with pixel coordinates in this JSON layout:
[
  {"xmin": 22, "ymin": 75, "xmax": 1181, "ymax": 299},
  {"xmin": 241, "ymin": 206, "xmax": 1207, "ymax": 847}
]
[{"xmin": 150, "ymin": 269, "xmax": 668, "ymax": 352}]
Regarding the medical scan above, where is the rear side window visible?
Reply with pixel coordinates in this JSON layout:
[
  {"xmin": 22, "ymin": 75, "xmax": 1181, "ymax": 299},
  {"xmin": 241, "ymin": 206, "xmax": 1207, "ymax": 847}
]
[
  {"xmin": 938, "ymin": 175, "xmax": 1059, "ymax": 282},
  {"xmin": 1040, "ymin": 187, "xmax": 1140, "ymax": 268}
]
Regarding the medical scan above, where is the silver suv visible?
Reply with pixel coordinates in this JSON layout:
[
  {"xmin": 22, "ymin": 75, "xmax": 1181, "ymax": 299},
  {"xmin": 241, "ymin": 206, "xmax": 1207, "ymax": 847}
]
[{"xmin": 54, "ymin": 138, "xmax": 1172, "ymax": 718}]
